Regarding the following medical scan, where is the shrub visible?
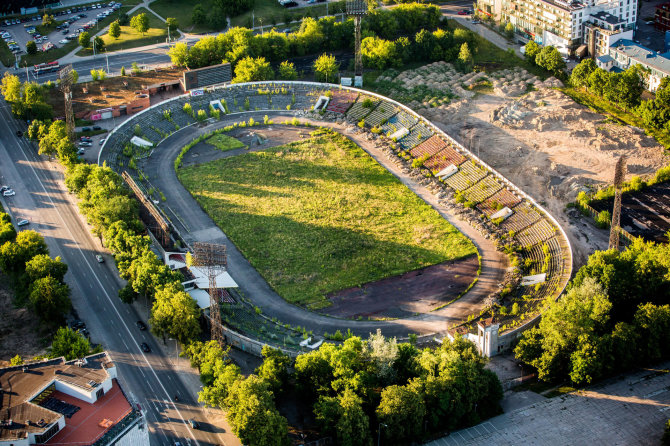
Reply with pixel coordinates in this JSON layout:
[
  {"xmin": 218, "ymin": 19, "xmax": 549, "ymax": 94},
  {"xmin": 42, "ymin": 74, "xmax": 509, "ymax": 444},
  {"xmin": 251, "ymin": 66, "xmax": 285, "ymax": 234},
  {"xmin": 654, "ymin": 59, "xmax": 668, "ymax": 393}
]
[
  {"xmin": 595, "ymin": 210, "xmax": 611, "ymax": 229},
  {"xmin": 183, "ymin": 102, "xmax": 193, "ymax": 116},
  {"xmin": 197, "ymin": 109, "xmax": 207, "ymax": 122},
  {"xmin": 134, "ymin": 124, "xmax": 142, "ymax": 136}
]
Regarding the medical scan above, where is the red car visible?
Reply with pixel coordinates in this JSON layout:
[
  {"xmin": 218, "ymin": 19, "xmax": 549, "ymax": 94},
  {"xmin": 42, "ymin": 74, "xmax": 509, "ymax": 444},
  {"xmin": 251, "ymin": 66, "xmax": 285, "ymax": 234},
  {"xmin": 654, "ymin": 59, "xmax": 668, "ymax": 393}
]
[{"xmin": 458, "ymin": 9, "xmax": 471, "ymax": 15}]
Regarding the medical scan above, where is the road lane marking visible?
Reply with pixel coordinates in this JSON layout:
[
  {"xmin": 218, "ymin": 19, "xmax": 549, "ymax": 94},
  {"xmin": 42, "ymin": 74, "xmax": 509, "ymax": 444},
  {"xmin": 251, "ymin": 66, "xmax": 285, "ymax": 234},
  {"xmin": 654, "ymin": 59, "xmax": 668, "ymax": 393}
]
[{"xmin": 5, "ymin": 121, "xmax": 203, "ymax": 446}]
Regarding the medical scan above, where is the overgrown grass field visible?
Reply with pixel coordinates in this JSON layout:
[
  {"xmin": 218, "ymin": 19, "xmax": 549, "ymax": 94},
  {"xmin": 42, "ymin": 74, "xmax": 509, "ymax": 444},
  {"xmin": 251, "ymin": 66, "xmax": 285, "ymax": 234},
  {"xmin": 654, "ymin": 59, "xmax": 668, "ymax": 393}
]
[
  {"xmin": 178, "ymin": 128, "xmax": 477, "ymax": 307},
  {"xmin": 206, "ymin": 133, "xmax": 247, "ymax": 151}
]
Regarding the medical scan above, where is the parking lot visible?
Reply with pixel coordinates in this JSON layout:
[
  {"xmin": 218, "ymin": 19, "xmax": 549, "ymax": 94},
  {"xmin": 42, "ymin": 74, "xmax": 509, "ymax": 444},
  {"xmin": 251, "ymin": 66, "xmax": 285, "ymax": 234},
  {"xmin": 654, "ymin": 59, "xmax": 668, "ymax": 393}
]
[{"xmin": 0, "ymin": 2, "xmax": 121, "ymax": 65}]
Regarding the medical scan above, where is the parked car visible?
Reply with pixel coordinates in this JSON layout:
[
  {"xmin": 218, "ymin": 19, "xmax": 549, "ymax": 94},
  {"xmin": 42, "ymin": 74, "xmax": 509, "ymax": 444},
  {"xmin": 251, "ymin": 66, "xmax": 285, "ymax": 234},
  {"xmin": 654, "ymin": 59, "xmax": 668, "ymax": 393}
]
[
  {"xmin": 457, "ymin": 9, "xmax": 470, "ymax": 15},
  {"xmin": 3, "ymin": 190, "xmax": 15, "ymax": 197},
  {"xmin": 140, "ymin": 342, "xmax": 151, "ymax": 352},
  {"xmin": 59, "ymin": 39, "xmax": 68, "ymax": 44},
  {"xmin": 188, "ymin": 419, "xmax": 199, "ymax": 429},
  {"xmin": 80, "ymin": 136, "xmax": 92, "ymax": 141},
  {"xmin": 71, "ymin": 319, "xmax": 86, "ymax": 330},
  {"xmin": 81, "ymin": 127, "xmax": 91, "ymax": 132},
  {"xmin": 92, "ymin": 125, "xmax": 102, "ymax": 131},
  {"xmin": 79, "ymin": 142, "xmax": 92, "ymax": 148},
  {"xmin": 99, "ymin": 138, "xmax": 106, "ymax": 145},
  {"xmin": 77, "ymin": 148, "xmax": 85, "ymax": 155},
  {"xmin": 0, "ymin": 186, "xmax": 9, "ymax": 192},
  {"xmin": 96, "ymin": 254, "xmax": 104, "ymax": 263},
  {"xmin": 136, "ymin": 320, "xmax": 147, "ymax": 330},
  {"xmin": 17, "ymin": 219, "xmax": 29, "ymax": 226}
]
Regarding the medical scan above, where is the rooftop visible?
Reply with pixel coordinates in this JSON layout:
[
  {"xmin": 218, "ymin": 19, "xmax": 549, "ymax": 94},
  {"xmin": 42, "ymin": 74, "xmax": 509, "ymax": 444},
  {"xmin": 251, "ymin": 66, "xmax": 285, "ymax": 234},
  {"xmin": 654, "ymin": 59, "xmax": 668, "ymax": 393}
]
[
  {"xmin": 0, "ymin": 353, "xmax": 114, "ymax": 442},
  {"xmin": 45, "ymin": 381, "xmax": 132, "ymax": 446},
  {"xmin": 591, "ymin": 10, "xmax": 625, "ymax": 25},
  {"xmin": 611, "ymin": 39, "xmax": 670, "ymax": 74}
]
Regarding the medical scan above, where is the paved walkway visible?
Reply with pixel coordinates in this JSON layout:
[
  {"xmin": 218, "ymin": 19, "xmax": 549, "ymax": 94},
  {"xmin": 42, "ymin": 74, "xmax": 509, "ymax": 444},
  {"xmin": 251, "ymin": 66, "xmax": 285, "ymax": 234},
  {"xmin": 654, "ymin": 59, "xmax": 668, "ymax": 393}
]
[
  {"xmin": 426, "ymin": 363, "xmax": 670, "ymax": 445},
  {"xmin": 141, "ymin": 112, "xmax": 508, "ymax": 340}
]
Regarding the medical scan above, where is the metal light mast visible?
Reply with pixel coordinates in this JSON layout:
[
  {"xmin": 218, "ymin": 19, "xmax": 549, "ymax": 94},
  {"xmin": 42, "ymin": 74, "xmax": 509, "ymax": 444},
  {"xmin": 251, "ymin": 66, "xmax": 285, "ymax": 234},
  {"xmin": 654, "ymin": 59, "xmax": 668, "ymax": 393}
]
[
  {"xmin": 346, "ymin": 0, "xmax": 368, "ymax": 78},
  {"xmin": 608, "ymin": 155, "xmax": 627, "ymax": 251},
  {"xmin": 192, "ymin": 242, "xmax": 227, "ymax": 346},
  {"xmin": 59, "ymin": 64, "xmax": 76, "ymax": 141}
]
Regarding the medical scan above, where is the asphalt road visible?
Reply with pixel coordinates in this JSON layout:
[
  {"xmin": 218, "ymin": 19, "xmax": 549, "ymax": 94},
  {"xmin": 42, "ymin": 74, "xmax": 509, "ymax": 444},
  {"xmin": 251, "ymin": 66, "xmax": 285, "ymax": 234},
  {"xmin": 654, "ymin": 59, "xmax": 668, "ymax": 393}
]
[
  {"xmin": 14, "ymin": 44, "xmax": 173, "ymax": 83},
  {"xmin": 0, "ymin": 101, "xmax": 233, "ymax": 446}
]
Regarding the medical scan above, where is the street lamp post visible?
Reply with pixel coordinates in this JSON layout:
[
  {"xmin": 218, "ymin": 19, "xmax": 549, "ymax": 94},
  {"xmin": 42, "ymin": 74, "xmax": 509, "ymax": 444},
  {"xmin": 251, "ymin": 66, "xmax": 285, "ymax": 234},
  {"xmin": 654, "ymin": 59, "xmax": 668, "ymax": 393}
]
[
  {"xmin": 377, "ymin": 423, "xmax": 387, "ymax": 446},
  {"xmin": 105, "ymin": 50, "xmax": 109, "ymax": 73}
]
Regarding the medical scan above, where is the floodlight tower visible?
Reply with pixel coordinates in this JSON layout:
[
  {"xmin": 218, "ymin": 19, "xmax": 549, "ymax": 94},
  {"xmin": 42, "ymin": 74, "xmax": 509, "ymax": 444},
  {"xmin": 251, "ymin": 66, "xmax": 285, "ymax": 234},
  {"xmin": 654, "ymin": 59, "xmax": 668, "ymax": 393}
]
[
  {"xmin": 608, "ymin": 155, "xmax": 627, "ymax": 251},
  {"xmin": 192, "ymin": 242, "xmax": 227, "ymax": 346},
  {"xmin": 346, "ymin": 0, "xmax": 367, "ymax": 79},
  {"xmin": 59, "ymin": 64, "xmax": 76, "ymax": 141}
]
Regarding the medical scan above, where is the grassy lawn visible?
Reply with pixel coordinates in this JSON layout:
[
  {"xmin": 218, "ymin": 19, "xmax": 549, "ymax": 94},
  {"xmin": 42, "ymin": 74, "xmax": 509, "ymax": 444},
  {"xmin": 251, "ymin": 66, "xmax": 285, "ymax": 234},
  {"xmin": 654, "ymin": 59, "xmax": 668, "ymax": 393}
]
[
  {"xmin": 206, "ymin": 134, "xmax": 247, "ymax": 151},
  {"xmin": 0, "ymin": 40, "xmax": 14, "ymax": 68},
  {"xmin": 178, "ymin": 128, "xmax": 476, "ymax": 307},
  {"xmin": 76, "ymin": 8, "xmax": 166, "ymax": 56},
  {"xmin": 36, "ymin": 19, "xmax": 64, "ymax": 37},
  {"xmin": 152, "ymin": 0, "xmax": 345, "ymax": 32},
  {"xmin": 562, "ymin": 87, "xmax": 670, "ymax": 149}
]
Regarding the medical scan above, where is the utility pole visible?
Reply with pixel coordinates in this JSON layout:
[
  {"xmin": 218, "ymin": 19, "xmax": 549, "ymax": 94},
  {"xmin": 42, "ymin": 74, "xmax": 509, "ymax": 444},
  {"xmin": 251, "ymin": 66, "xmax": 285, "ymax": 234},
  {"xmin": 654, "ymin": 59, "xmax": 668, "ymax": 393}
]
[
  {"xmin": 93, "ymin": 37, "xmax": 96, "ymax": 58},
  {"xmin": 105, "ymin": 50, "xmax": 109, "ymax": 73}
]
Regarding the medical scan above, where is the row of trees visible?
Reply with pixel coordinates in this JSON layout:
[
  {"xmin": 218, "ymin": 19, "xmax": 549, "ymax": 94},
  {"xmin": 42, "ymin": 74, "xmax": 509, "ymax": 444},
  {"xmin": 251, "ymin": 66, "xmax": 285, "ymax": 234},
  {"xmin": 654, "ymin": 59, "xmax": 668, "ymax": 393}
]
[
  {"xmin": 0, "ymin": 210, "xmax": 72, "ymax": 325},
  {"xmin": 21, "ymin": 117, "xmax": 203, "ymax": 347},
  {"xmin": 189, "ymin": 331, "xmax": 502, "ymax": 445},
  {"xmin": 230, "ymin": 54, "xmax": 336, "ymax": 83},
  {"xmin": 570, "ymin": 58, "xmax": 670, "ymax": 134},
  {"xmin": 515, "ymin": 238, "xmax": 670, "ymax": 385},
  {"xmin": 10, "ymin": 326, "xmax": 97, "ymax": 365},
  {"xmin": 168, "ymin": 3, "xmax": 443, "ymax": 70},
  {"xmin": 0, "ymin": 72, "xmax": 53, "ymax": 121}
]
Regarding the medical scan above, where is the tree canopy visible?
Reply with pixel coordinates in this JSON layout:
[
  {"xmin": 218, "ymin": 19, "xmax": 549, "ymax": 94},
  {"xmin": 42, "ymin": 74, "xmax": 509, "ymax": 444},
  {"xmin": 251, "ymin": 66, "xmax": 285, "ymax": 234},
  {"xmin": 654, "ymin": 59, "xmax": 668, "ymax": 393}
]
[
  {"xmin": 130, "ymin": 12, "xmax": 150, "ymax": 35},
  {"xmin": 51, "ymin": 327, "xmax": 91, "ymax": 360}
]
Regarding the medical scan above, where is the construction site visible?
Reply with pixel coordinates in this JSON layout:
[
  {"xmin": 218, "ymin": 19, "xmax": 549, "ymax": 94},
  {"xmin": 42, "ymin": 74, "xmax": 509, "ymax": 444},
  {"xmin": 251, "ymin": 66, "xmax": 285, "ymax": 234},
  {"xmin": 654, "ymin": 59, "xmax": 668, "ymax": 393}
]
[{"xmin": 408, "ymin": 71, "xmax": 670, "ymax": 265}]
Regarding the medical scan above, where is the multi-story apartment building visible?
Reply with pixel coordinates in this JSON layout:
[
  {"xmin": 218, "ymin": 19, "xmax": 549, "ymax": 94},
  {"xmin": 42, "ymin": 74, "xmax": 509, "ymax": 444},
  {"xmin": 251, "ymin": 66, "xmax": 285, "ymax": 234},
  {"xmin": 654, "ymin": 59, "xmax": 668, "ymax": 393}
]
[
  {"xmin": 477, "ymin": 0, "xmax": 637, "ymax": 54},
  {"xmin": 656, "ymin": 2, "xmax": 670, "ymax": 32}
]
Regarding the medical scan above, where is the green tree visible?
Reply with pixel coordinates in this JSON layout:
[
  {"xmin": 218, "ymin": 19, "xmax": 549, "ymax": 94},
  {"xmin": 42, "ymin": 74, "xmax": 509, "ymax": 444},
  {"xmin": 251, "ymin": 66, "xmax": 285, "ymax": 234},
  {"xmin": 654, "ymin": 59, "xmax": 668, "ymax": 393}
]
[
  {"xmin": 524, "ymin": 40, "xmax": 540, "ymax": 64},
  {"xmin": 130, "ymin": 12, "xmax": 150, "ymax": 35},
  {"xmin": 10, "ymin": 354, "xmax": 23, "ymax": 365},
  {"xmin": 26, "ymin": 40, "xmax": 37, "ymax": 55},
  {"xmin": 25, "ymin": 254, "xmax": 68, "ymax": 282},
  {"xmin": 166, "ymin": 17, "xmax": 178, "ymax": 37},
  {"xmin": 458, "ymin": 42, "xmax": 474, "ymax": 71},
  {"xmin": 192, "ymin": 4, "xmax": 207, "ymax": 25},
  {"xmin": 121, "ymin": 66, "xmax": 126, "ymax": 76},
  {"xmin": 0, "ymin": 73, "xmax": 22, "ymax": 102},
  {"xmin": 168, "ymin": 42, "xmax": 190, "ymax": 67},
  {"xmin": 535, "ymin": 46, "xmax": 566, "ymax": 74},
  {"xmin": 51, "ymin": 327, "xmax": 91, "ymax": 360},
  {"xmin": 232, "ymin": 56, "xmax": 275, "ymax": 83},
  {"xmin": 256, "ymin": 346, "xmax": 291, "ymax": 393},
  {"xmin": 42, "ymin": 14, "xmax": 54, "ymax": 26},
  {"xmin": 570, "ymin": 58, "xmax": 597, "ymax": 88},
  {"xmin": 225, "ymin": 375, "xmax": 290, "ymax": 446},
  {"xmin": 361, "ymin": 36, "xmax": 398, "ymax": 70},
  {"xmin": 376, "ymin": 384, "xmax": 425, "ymax": 442},
  {"xmin": 118, "ymin": 12, "xmax": 129, "ymax": 26},
  {"xmin": 109, "ymin": 20, "xmax": 121, "ymax": 39},
  {"xmin": 29, "ymin": 276, "xmax": 71, "ymax": 323},
  {"xmin": 79, "ymin": 31, "xmax": 91, "ymax": 48},
  {"xmin": 149, "ymin": 282, "xmax": 201, "ymax": 344},
  {"xmin": 0, "ymin": 213, "xmax": 17, "ymax": 245},
  {"xmin": 515, "ymin": 277, "xmax": 611, "ymax": 382},
  {"xmin": 313, "ymin": 53, "xmax": 339, "ymax": 83},
  {"xmin": 335, "ymin": 389, "xmax": 372, "ymax": 446},
  {"xmin": 504, "ymin": 22, "xmax": 514, "ymax": 39},
  {"xmin": 277, "ymin": 61, "xmax": 298, "ymax": 80},
  {"xmin": 93, "ymin": 36, "xmax": 105, "ymax": 53},
  {"xmin": 0, "ymin": 230, "xmax": 49, "ymax": 274}
]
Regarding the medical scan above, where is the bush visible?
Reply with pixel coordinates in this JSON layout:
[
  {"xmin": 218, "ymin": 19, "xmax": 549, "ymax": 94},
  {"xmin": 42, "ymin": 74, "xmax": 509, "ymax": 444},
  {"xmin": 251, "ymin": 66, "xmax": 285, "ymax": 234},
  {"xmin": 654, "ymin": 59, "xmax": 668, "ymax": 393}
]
[{"xmin": 595, "ymin": 210, "xmax": 611, "ymax": 229}]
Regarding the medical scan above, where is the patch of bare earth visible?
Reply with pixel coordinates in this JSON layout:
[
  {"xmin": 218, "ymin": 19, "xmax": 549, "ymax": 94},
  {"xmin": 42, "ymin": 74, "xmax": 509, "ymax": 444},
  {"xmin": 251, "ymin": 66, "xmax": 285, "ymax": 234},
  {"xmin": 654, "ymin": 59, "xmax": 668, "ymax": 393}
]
[
  {"xmin": 321, "ymin": 256, "xmax": 479, "ymax": 319},
  {"xmin": 429, "ymin": 88, "xmax": 669, "ymax": 266},
  {"xmin": 0, "ymin": 273, "xmax": 47, "ymax": 366}
]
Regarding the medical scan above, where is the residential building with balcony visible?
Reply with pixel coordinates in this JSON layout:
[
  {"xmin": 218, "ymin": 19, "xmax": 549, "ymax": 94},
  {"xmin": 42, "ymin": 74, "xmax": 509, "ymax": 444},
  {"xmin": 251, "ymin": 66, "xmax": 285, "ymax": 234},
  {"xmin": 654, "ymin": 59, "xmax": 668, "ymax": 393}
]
[
  {"xmin": 599, "ymin": 39, "xmax": 670, "ymax": 91},
  {"xmin": 477, "ymin": 0, "xmax": 637, "ymax": 54}
]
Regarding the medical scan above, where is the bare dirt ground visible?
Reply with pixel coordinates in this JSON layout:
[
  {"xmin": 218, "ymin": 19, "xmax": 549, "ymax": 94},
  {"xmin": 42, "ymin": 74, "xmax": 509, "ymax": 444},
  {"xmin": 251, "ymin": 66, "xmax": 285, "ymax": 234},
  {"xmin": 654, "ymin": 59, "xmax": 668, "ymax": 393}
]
[
  {"xmin": 429, "ymin": 88, "xmax": 669, "ymax": 266},
  {"xmin": 0, "ymin": 273, "xmax": 47, "ymax": 366},
  {"xmin": 181, "ymin": 126, "xmax": 312, "ymax": 167},
  {"xmin": 323, "ymin": 256, "xmax": 479, "ymax": 319},
  {"xmin": 46, "ymin": 67, "xmax": 183, "ymax": 116}
]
